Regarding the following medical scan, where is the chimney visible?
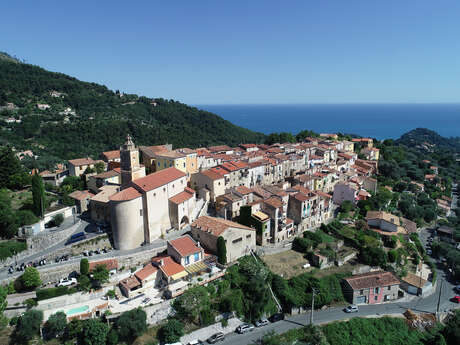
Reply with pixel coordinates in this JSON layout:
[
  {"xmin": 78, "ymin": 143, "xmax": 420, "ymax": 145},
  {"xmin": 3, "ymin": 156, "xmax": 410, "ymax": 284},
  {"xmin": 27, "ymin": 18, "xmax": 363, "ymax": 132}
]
[{"xmin": 160, "ymin": 259, "xmax": 164, "ymax": 266}]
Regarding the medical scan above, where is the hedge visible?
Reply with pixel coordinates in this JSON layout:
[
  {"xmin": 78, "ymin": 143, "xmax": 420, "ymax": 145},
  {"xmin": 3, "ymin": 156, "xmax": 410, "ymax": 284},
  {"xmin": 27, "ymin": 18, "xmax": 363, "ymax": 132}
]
[{"xmin": 36, "ymin": 286, "xmax": 77, "ymax": 301}]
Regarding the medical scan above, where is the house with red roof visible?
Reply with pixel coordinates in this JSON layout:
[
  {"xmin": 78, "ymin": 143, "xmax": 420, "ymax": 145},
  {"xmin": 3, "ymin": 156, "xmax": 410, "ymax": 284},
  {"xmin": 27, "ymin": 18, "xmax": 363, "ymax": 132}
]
[
  {"xmin": 167, "ymin": 235, "xmax": 204, "ymax": 267},
  {"xmin": 342, "ymin": 271, "xmax": 400, "ymax": 304}
]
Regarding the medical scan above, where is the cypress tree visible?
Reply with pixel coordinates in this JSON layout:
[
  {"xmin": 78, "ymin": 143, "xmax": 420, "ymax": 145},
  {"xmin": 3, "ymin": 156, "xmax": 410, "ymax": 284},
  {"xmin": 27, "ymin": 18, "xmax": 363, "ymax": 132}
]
[
  {"xmin": 31, "ymin": 174, "xmax": 45, "ymax": 217},
  {"xmin": 217, "ymin": 236, "xmax": 227, "ymax": 265}
]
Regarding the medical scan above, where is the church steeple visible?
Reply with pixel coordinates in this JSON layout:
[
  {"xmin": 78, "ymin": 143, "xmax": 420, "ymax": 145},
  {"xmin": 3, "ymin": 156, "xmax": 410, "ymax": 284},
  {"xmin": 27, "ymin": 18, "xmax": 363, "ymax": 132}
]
[{"xmin": 120, "ymin": 134, "xmax": 144, "ymax": 187}]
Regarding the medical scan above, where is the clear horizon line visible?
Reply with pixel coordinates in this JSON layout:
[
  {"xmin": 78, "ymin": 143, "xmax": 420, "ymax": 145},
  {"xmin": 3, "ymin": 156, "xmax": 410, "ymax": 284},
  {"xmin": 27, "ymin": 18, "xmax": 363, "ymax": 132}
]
[{"xmin": 193, "ymin": 101, "xmax": 460, "ymax": 106}]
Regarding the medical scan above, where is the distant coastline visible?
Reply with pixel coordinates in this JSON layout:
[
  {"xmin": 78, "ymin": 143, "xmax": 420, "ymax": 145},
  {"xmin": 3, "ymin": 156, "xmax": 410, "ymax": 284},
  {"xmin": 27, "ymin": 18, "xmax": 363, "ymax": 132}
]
[{"xmin": 197, "ymin": 103, "xmax": 460, "ymax": 139}]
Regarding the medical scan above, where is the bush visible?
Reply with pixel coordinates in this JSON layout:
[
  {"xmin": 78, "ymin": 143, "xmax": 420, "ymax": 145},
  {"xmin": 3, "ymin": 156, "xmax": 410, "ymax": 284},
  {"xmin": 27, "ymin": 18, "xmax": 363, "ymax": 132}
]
[
  {"xmin": 52, "ymin": 213, "xmax": 64, "ymax": 227},
  {"xmin": 25, "ymin": 298, "xmax": 38, "ymax": 309},
  {"xmin": 158, "ymin": 319, "xmax": 184, "ymax": 344},
  {"xmin": 36, "ymin": 286, "xmax": 77, "ymax": 301},
  {"xmin": 20, "ymin": 266, "xmax": 42, "ymax": 290},
  {"xmin": 0, "ymin": 240, "xmax": 27, "ymax": 260},
  {"xmin": 44, "ymin": 311, "xmax": 67, "ymax": 340},
  {"xmin": 293, "ymin": 237, "xmax": 311, "ymax": 253},
  {"xmin": 14, "ymin": 310, "xmax": 43, "ymax": 342}
]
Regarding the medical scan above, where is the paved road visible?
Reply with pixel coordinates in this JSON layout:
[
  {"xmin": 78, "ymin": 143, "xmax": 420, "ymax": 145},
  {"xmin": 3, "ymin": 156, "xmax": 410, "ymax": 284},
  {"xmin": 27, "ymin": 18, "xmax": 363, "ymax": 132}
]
[
  {"xmin": 218, "ymin": 267, "xmax": 458, "ymax": 345},
  {"xmin": 218, "ymin": 226, "xmax": 459, "ymax": 345}
]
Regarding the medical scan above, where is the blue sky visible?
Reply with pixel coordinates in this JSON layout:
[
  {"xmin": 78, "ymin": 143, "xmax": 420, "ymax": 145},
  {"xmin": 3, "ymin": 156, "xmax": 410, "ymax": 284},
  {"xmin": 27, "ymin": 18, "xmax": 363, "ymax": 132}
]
[{"xmin": 1, "ymin": 1, "xmax": 459, "ymax": 104}]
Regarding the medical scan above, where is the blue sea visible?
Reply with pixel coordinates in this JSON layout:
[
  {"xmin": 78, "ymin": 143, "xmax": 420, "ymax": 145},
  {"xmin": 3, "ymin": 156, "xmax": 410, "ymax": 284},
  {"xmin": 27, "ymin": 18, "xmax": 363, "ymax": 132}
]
[{"xmin": 197, "ymin": 104, "xmax": 460, "ymax": 140}]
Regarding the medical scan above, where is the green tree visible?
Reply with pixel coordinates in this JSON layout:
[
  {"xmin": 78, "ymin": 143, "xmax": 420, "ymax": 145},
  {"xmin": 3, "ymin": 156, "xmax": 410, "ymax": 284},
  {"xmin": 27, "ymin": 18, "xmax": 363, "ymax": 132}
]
[
  {"xmin": 158, "ymin": 319, "xmax": 184, "ymax": 344},
  {"xmin": 78, "ymin": 274, "xmax": 91, "ymax": 292},
  {"xmin": 172, "ymin": 286, "xmax": 210, "ymax": 323},
  {"xmin": 31, "ymin": 173, "xmax": 45, "ymax": 217},
  {"xmin": 52, "ymin": 213, "xmax": 64, "ymax": 227},
  {"xmin": 78, "ymin": 319, "xmax": 109, "ymax": 345},
  {"xmin": 15, "ymin": 309, "xmax": 43, "ymax": 343},
  {"xmin": 0, "ymin": 146, "xmax": 24, "ymax": 189},
  {"xmin": 44, "ymin": 311, "xmax": 67, "ymax": 340},
  {"xmin": 116, "ymin": 308, "xmax": 147, "ymax": 341},
  {"xmin": 340, "ymin": 200, "xmax": 354, "ymax": 213},
  {"xmin": 94, "ymin": 162, "xmax": 105, "ymax": 174},
  {"xmin": 80, "ymin": 258, "xmax": 89, "ymax": 276},
  {"xmin": 0, "ymin": 285, "xmax": 7, "ymax": 329},
  {"xmin": 0, "ymin": 189, "xmax": 18, "ymax": 238},
  {"xmin": 106, "ymin": 329, "xmax": 119, "ymax": 345},
  {"xmin": 21, "ymin": 266, "xmax": 42, "ymax": 290},
  {"xmin": 217, "ymin": 236, "xmax": 227, "ymax": 265},
  {"xmin": 91, "ymin": 264, "xmax": 109, "ymax": 288}
]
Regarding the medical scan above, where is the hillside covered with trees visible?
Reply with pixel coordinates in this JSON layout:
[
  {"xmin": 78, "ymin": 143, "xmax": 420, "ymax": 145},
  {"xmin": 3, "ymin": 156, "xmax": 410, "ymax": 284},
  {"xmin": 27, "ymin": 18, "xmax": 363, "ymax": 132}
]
[{"xmin": 0, "ymin": 52, "xmax": 265, "ymax": 168}]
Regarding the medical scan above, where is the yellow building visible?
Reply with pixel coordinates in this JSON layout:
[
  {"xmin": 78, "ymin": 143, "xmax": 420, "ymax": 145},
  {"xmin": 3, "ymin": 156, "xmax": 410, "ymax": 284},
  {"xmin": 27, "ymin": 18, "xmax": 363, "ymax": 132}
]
[
  {"xmin": 176, "ymin": 148, "xmax": 198, "ymax": 176},
  {"xmin": 343, "ymin": 141, "xmax": 355, "ymax": 153},
  {"xmin": 154, "ymin": 151, "xmax": 187, "ymax": 173}
]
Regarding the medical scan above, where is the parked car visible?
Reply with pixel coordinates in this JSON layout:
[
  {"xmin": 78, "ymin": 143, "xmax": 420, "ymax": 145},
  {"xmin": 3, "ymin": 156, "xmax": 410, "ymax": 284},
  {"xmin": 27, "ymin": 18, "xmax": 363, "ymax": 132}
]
[
  {"xmin": 207, "ymin": 332, "xmax": 225, "ymax": 343},
  {"xmin": 236, "ymin": 323, "xmax": 254, "ymax": 334},
  {"xmin": 344, "ymin": 305, "xmax": 359, "ymax": 313},
  {"xmin": 451, "ymin": 296, "xmax": 460, "ymax": 303},
  {"xmin": 454, "ymin": 285, "xmax": 460, "ymax": 293},
  {"xmin": 255, "ymin": 318, "xmax": 269, "ymax": 327},
  {"xmin": 57, "ymin": 277, "xmax": 77, "ymax": 287},
  {"xmin": 142, "ymin": 297, "xmax": 151, "ymax": 304},
  {"xmin": 426, "ymin": 249, "xmax": 432, "ymax": 255},
  {"xmin": 269, "ymin": 313, "xmax": 285, "ymax": 323}
]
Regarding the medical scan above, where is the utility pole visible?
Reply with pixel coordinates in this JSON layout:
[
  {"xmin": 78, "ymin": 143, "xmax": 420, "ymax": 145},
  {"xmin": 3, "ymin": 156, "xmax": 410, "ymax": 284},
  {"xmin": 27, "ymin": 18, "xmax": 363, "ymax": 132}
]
[{"xmin": 310, "ymin": 288, "xmax": 317, "ymax": 325}]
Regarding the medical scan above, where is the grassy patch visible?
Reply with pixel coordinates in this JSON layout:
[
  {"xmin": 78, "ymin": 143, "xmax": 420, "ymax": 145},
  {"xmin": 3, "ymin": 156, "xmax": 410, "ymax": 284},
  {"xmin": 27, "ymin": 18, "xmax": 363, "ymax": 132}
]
[
  {"xmin": 262, "ymin": 250, "xmax": 311, "ymax": 279},
  {"xmin": 0, "ymin": 240, "xmax": 27, "ymax": 260}
]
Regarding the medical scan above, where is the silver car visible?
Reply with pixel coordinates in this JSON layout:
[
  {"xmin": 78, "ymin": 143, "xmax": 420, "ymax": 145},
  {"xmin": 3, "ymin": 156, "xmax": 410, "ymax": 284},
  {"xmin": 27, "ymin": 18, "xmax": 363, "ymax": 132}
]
[
  {"xmin": 255, "ymin": 318, "xmax": 269, "ymax": 327},
  {"xmin": 344, "ymin": 305, "xmax": 359, "ymax": 313}
]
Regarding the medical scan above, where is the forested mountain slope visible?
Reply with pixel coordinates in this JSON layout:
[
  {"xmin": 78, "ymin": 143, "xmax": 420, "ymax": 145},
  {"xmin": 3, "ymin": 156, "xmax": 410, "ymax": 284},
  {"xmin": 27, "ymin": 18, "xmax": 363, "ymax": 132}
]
[{"xmin": 0, "ymin": 52, "xmax": 265, "ymax": 166}]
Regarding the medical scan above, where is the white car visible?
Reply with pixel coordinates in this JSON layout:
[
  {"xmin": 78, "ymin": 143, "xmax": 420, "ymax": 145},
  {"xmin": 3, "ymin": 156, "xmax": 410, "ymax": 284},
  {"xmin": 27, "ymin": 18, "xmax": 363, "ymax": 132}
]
[{"xmin": 57, "ymin": 277, "xmax": 77, "ymax": 287}]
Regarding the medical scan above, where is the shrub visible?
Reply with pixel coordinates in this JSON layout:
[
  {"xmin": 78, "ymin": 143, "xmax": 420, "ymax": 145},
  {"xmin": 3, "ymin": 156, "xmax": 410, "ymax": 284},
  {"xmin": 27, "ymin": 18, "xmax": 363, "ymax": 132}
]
[
  {"xmin": 158, "ymin": 319, "xmax": 184, "ymax": 344},
  {"xmin": 36, "ymin": 286, "xmax": 77, "ymax": 301}
]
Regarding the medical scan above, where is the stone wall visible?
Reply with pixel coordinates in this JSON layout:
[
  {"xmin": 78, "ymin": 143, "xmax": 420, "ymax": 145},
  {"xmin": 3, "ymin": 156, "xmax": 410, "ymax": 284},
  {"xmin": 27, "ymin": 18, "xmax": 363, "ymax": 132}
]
[{"xmin": 1, "ymin": 221, "xmax": 81, "ymax": 267}]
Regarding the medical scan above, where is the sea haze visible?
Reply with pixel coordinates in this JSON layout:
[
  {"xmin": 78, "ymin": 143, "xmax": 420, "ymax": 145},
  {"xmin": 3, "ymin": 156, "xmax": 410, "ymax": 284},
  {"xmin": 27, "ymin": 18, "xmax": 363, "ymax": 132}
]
[{"xmin": 197, "ymin": 104, "xmax": 460, "ymax": 140}]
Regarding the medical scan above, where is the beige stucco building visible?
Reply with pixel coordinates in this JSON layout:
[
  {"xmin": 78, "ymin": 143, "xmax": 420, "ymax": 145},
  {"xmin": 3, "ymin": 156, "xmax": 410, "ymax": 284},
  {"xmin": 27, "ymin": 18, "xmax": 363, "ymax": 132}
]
[{"xmin": 191, "ymin": 216, "xmax": 256, "ymax": 263}]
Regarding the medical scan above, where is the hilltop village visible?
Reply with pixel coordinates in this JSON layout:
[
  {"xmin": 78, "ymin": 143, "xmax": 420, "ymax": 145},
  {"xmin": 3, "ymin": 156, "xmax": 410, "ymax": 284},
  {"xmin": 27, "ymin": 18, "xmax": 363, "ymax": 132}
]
[{"xmin": 2, "ymin": 131, "xmax": 459, "ymax": 345}]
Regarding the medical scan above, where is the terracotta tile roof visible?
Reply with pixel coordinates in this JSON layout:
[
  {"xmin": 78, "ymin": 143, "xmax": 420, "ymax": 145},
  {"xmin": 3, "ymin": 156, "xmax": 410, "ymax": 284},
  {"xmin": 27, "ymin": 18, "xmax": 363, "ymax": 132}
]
[
  {"xmin": 135, "ymin": 263, "xmax": 158, "ymax": 281},
  {"xmin": 89, "ymin": 259, "xmax": 118, "ymax": 272},
  {"xmin": 291, "ymin": 185, "xmax": 313, "ymax": 195},
  {"xmin": 401, "ymin": 272, "xmax": 428, "ymax": 288},
  {"xmin": 208, "ymin": 145, "xmax": 232, "ymax": 152},
  {"xmin": 120, "ymin": 275, "xmax": 141, "ymax": 290},
  {"xmin": 169, "ymin": 189, "xmax": 194, "ymax": 204},
  {"xmin": 132, "ymin": 167, "xmax": 185, "ymax": 192},
  {"xmin": 230, "ymin": 160, "xmax": 248, "ymax": 169},
  {"xmin": 344, "ymin": 271, "xmax": 400, "ymax": 290},
  {"xmin": 401, "ymin": 218, "xmax": 417, "ymax": 233},
  {"xmin": 264, "ymin": 196, "xmax": 284, "ymax": 209},
  {"xmin": 201, "ymin": 169, "xmax": 225, "ymax": 181},
  {"xmin": 69, "ymin": 158, "xmax": 96, "ymax": 166},
  {"xmin": 154, "ymin": 256, "xmax": 186, "ymax": 277},
  {"xmin": 221, "ymin": 162, "xmax": 239, "ymax": 172},
  {"xmin": 93, "ymin": 170, "xmax": 119, "ymax": 179},
  {"xmin": 315, "ymin": 191, "xmax": 332, "ymax": 199},
  {"xmin": 169, "ymin": 235, "xmax": 202, "ymax": 257},
  {"xmin": 366, "ymin": 211, "xmax": 400, "ymax": 225},
  {"xmin": 251, "ymin": 186, "xmax": 272, "ymax": 199},
  {"xmin": 292, "ymin": 192, "xmax": 310, "ymax": 202},
  {"xmin": 235, "ymin": 185, "xmax": 252, "ymax": 195},
  {"xmin": 109, "ymin": 187, "xmax": 142, "ymax": 201},
  {"xmin": 91, "ymin": 185, "xmax": 120, "ymax": 203},
  {"xmin": 191, "ymin": 216, "xmax": 254, "ymax": 237},
  {"xmin": 102, "ymin": 150, "xmax": 120, "ymax": 160},
  {"xmin": 68, "ymin": 190, "xmax": 94, "ymax": 201}
]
